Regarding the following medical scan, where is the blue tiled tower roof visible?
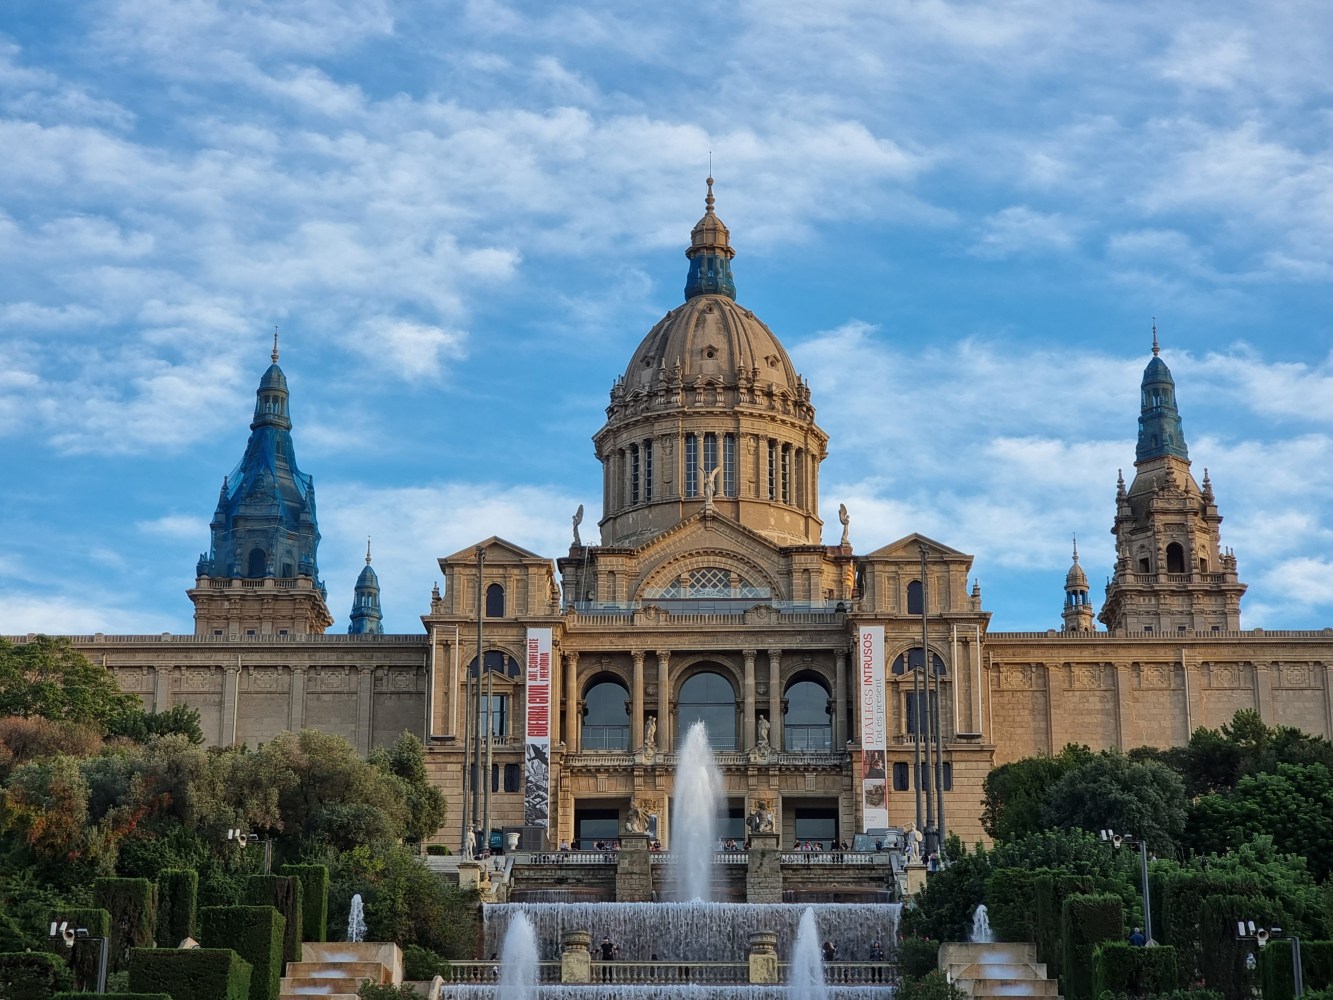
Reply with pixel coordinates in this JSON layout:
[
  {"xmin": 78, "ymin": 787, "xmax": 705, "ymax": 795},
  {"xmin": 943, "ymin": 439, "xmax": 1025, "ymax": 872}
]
[
  {"xmin": 348, "ymin": 538, "xmax": 384, "ymax": 635},
  {"xmin": 1135, "ymin": 330, "xmax": 1190, "ymax": 462},
  {"xmin": 196, "ymin": 333, "xmax": 323, "ymax": 592}
]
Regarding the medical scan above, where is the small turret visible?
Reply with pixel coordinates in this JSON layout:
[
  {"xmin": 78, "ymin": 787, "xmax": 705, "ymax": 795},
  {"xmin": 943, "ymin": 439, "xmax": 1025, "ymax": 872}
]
[
  {"xmin": 1062, "ymin": 536, "xmax": 1095, "ymax": 632},
  {"xmin": 348, "ymin": 538, "xmax": 385, "ymax": 635},
  {"xmin": 683, "ymin": 176, "xmax": 737, "ymax": 300}
]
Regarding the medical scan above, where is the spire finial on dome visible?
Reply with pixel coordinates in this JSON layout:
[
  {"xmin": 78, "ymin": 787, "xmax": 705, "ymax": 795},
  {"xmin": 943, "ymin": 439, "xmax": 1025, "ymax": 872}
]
[
  {"xmin": 684, "ymin": 175, "xmax": 736, "ymax": 299},
  {"xmin": 365, "ymin": 536, "xmax": 373, "ymax": 565},
  {"xmin": 1072, "ymin": 533, "xmax": 1080, "ymax": 563},
  {"xmin": 272, "ymin": 325, "xmax": 280, "ymax": 364},
  {"xmin": 1151, "ymin": 318, "xmax": 1159, "ymax": 357},
  {"xmin": 705, "ymin": 174, "xmax": 715, "ymax": 213}
]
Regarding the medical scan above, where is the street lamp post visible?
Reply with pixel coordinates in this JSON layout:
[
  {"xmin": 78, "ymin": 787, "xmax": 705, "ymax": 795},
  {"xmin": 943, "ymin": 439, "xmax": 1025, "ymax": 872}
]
[
  {"xmin": 50, "ymin": 921, "xmax": 109, "ymax": 994},
  {"xmin": 1100, "ymin": 829, "xmax": 1153, "ymax": 944},
  {"xmin": 227, "ymin": 828, "xmax": 272, "ymax": 874},
  {"xmin": 1237, "ymin": 920, "xmax": 1303, "ymax": 998}
]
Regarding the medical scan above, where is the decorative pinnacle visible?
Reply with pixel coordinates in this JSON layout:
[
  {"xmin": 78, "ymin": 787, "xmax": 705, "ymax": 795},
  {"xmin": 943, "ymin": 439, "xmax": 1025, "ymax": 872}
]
[
  {"xmin": 705, "ymin": 175, "xmax": 715, "ymax": 213},
  {"xmin": 365, "ymin": 536, "xmax": 373, "ymax": 564},
  {"xmin": 1151, "ymin": 318, "xmax": 1159, "ymax": 357},
  {"xmin": 272, "ymin": 325, "xmax": 280, "ymax": 364},
  {"xmin": 1072, "ymin": 534, "xmax": 1080, "ymax": 562}
]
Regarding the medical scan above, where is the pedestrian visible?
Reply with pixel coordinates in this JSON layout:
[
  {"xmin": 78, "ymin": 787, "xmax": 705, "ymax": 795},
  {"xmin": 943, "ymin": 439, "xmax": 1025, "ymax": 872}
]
[
  {"xmin": 1128, "ymin": 927, "xmax": 1146, "ymax": 947},
  {"xmin": 822, "ymin": 940, "xmax": 837, "ymax": 962},
  {"xmin": 600, "ymin": 934, "xmax": 615, "ymax": 981}
]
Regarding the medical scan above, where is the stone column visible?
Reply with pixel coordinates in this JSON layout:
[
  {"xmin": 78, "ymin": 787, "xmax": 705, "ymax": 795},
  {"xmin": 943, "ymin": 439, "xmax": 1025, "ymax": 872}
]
[
  {"xmin": 549, "ymin": 641, "xmax": 561, "ymax": 747},
  {"xmin": 564, "ymin": 652, "xmax": 580, "ymax": 750},
  {"xmin": 834, "ymin": 647, "xmax": 848, "ymax": 747},
  {"xmin": 767, "ymin": 649, "xmax": 782, "ymax": 751},
  {"xmin": 615, "ymin": 833, "xmax": 652, "ymax": 902},
  {"xmin": 848, "ymin": 639, "xmax": 861, "ymax": 744},
  {"xmin": 745, "ymin": 832, "xmax": 782, "ymax": 905},
  {"xmin": 221, "ymin": 664, "xmax": 240, "ymax": 747},
  {"xmin": 656, "ymin": 651, "xmax": 671, "ymax": 749},
  {"xmin": 747, "ymin": 929, "xmax": 779, "ymax": 983},
  {"xmin": 631, "ymin": 651, "xmax": 645, "ymax": 749},
  {"xmin": 1043, "ymin": 663, "xmax": 1061, "ymax": 755},
  {"xmin": 742, "ymin": 649, "xmax": 757, "ymax": 749},
  {"xmin": 561, "ymin": 930, "xmax": 592, "ymax": 983},
  {"xmin": 356, "ymin": 664, "xmax": 374, "ymax": 757},
  {"xmin": 289, "ymin": 665, "xmax": 307, "ymax": 731}
]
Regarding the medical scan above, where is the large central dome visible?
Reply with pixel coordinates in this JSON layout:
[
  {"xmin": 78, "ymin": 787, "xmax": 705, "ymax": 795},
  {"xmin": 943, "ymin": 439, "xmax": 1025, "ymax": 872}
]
[{"xmin": 594, "ymin": 180, "xmax": 828, "ymax": 548}]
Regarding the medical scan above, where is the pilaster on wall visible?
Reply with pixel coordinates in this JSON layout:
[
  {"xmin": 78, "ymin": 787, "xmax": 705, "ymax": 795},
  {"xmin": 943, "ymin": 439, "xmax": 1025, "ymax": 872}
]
[
  {"xmin": 357, "ymin": 664, "xmax": 374, "ymax": 756},
  {"xmin": 1254, "ymin": 661, "xmax": 1273, "ymax": 724},
  {"xmin": 221, "ymin": 664, "xmax": 240, "ymax": 746},
  {"xmin": 289, "ymin": 665, "xmax": 307, "ymax": 730}
]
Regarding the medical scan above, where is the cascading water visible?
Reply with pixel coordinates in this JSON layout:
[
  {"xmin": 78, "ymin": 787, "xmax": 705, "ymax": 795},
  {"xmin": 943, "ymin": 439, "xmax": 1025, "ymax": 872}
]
[
  {"xmin": 498, "ymin": 911, "xmax": 539, "ymax": 1000},
  {"xmin": 971, "ymin": 903, "xmax": 993, "ymax": 943},
  {"xmin": 673, "ymin": 720, "xmax": 723, "ymax": 902},
  {"xmin": 787, "ymin": 908, "xmax": 828, "ymax": 1000},
  {"xmin": 348, "ymin": 893, "xmax": 367, "ymax": 943}
]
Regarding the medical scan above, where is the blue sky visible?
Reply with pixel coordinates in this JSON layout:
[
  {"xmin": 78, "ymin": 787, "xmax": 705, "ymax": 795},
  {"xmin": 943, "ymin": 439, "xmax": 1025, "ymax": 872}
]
[{"xmin": 3, "ymin": 1, "xmax": 1332, "ymax": 636}]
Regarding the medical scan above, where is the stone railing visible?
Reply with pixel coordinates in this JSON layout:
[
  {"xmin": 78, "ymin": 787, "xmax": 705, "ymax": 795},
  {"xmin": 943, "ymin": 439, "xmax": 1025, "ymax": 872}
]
[
  {"xmin": 782, "ymin": 962, "xmax": 899, "ymax": 985},
  {"xmin": 592, "ymin": 961, "xmax": 750, "ymax": 984},
  {"xmin": 444, "ymin": 961, "xmax": 563, "ymax": 983},
  {"xmin": 562, "ymin": 750, "xmax": 848, "ymax": 768}
]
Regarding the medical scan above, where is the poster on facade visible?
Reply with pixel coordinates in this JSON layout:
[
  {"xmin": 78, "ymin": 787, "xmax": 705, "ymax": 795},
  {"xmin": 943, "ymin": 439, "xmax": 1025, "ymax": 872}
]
[
  {"xmin": 859, "ymin": 625, "xmax": 889, "ymax": 829},
  {"xmin": 524, "ymin": 627, "xmax": 552, "ymax": 831}
]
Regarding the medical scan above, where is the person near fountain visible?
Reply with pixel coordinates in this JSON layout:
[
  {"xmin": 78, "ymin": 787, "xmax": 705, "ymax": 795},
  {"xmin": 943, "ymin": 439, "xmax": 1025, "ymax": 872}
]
[
  {"xmin": 822, "ymin": 939, "xmax": 837, "ymax": 962},
  {"xmin": 1129, "ymin": 927, "xmax": 1146, "ymax": 947}
]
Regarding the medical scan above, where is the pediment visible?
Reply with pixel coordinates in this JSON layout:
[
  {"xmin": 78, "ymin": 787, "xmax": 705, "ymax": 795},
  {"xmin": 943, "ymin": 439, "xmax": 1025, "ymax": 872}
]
[
  {"xmin": 862, "ymin": 532, "xmax": 970, "ymax": 561},
  {"xmin": 625, "ymin": 512, "xmax": 795, "ymax": 600},
  {"xmin": 440, "ymin": 535, "xmax": 547, "ymax": 565}
]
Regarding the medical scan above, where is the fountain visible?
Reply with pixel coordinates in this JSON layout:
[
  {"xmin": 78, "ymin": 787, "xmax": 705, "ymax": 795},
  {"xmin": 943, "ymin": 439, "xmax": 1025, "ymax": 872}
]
[
  {"xmin": 971, "ymin": 903, "xmax": 993, "ymax": 943},
  {"xmin": 787, "ymin": 908, "xmax": 828, "ymax": 1000},
  {"xmin": 497, "ymin": 911, "xmax": 539, "ymax": 1000},
  {"xmin": 672, "ymin": 720, "xmax": 723, "ymax": 902},
  {"xmin": 348, "ymin": 893, "xmax": 367, "ymax": 943}
]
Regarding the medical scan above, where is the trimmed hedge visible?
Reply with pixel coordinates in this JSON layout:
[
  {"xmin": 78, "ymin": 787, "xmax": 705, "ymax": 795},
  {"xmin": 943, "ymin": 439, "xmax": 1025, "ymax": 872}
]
[
  {"xmin": 986, "ymin": 867, "xmax": 1039, "ymax": 943},
  {"xmin": 156, "ymin": 868, "xmax": 199, "ymax": 947},
  {"xmin": 93, "ymin": 878, "xmax": 158, "ymax": 974},
  {"xmin": 278, "ymin": 864, "xmax": 329, "ymax": 944},
  {"xmin": 1160, "ymin": 871, "xmax": 1262, "ymax": 982},
  {"xmin": 1092, "ymin": 940, "xmax": 1178, "ymax": 998},
  {"xmin": 1197, "ymin": 893, "xmax": 1280, "ymax": 1000},
  {"xmin": 200, "ymin": 906, "xmax": 285, "ymax": 1000},
  {"xmin": 1259, "ymin": 939, "xmax": 1333, "ymax": 1000},
  {"xmin": 48, "ymin": 907, "xmax": 111, "ymax": 991},
  {"xmin": 0, "ymin": 951, "xmax": 74, "ymax": 1000},
  {"xmin": 55, "ymin": 994, "xmax": 172, "ymax": 1000},
  {"xmin": 1061, "ymin": 893, "xmax": 1124, "ymax": 1000},
  {"xmin": 128, "ymin": 947, "xmax": 251, "ymax": 1000},
  {"xmin": 244, "ymin": 875, "xmax": 303, "ymax": 963}
]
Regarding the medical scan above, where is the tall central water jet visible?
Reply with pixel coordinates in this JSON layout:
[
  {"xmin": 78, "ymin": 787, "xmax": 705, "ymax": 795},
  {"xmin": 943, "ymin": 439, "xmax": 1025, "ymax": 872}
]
[
  {"xmin": 788, "ymin": 907, "xmax": 829, "ymax": 1000},
  {"xmin": 673, "ymin": 720, "xmax": 723, "ymax": 902},
  {"xmin": 497, "ymin": 911, "xmax": 538, "ymax": 1000}
]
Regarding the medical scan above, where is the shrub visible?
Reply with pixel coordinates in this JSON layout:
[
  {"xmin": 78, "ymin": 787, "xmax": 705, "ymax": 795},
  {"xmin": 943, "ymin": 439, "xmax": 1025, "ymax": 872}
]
[
  {"xmin": 156, "ymin": 868, "xmax": 199, "ymax": 947},
  {"xmin": 128, "ymin": 947, "xmax": 251, "ymax": 1000},
  {"xmin": 1196, "ymin": 893, "xmax": 1280, "ymax": 1000},
  {"xmin": 54, "ymin": 994, "xmax": 172, "ymax": 1000},
  {"xmin": 278, "ymin": 864, "xmax": 329, "ymax": 945},
  {"xmin": 199, "ymin": 906, "xmax": 285, "ymax": 1000},
  {"xmin": 1092, "ymin": 940, "xmax": 1178, "ymax": 999},
  {"xmin": 244, "ymin": 875, "xmax": 303, "ymax": 963},
  {"xmin": 1160, "ymin": 871, "xmax": 1261, "ymax": 980},
  {"xmin": 0, "ymin": 951, "xmax": 75, "ymax": 1000},
  {"xmin": 425, "ymin": 845, "xmax": 450, "ymax": 856},
  {"xmin": 1258, "ymin": 939, "xmax": 1333, "ymax": 1000},
  {"xmin": 986, "ymin": 868, "xmax": 1039, "ymax": 942},
  {"xmin": 896, "ymin": 970, "xmax": 967, "ymax": 1000},
  {"xmin": 1062, "ymin": 893, "xmax": 1124, "ymax": 1000},
  {"xmin": 898, "ymin": 936, "xmax": 940, "ymax": 978},
  {"xmin": 48, "ymin": 906, "xmax": 111, "ymax": 990},
  {"xmin": 93, "ymin": 878, "xmax": 158, "ymax": 973},
  {"xmin": 402, "ymin": 944, "xmax": 451, "ymax": 980}
]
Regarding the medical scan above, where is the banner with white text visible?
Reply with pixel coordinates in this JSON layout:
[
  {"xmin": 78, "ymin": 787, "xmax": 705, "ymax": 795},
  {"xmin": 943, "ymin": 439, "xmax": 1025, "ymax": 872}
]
[
  {"xmin": 858, "ymin": 625, "xmax": 889, "ymax": 829},
  {"xmin": 523, "ymin": 627, "xmax": 552, "ymax": 831}
]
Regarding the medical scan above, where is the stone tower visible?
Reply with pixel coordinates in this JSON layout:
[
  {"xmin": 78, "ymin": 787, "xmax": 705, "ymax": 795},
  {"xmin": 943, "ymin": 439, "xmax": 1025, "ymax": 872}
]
[
  {"xmin": 348, "ymin": 538, "xmax": 385, "ymax": 635},
  {"xmin": 1098, "ymin": 334, "xmax": 1245, "ymax": 633},
  {"xmin": 1062, "ymin": 537, "xmax": 1096, "ymax": 632},
  {"xmin": 189, "ymin": 334, "xmax": 333, "ymax": 636},
  {"xmin": 593, "ymin": 178, "xmax": 829, "ymax": 548}
]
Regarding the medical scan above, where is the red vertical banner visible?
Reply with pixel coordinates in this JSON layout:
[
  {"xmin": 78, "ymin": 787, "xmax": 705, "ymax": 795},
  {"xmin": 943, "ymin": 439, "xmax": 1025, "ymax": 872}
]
[{"xmin": 523, "ymin": 628, "xmax": 552, "ymax": 830}]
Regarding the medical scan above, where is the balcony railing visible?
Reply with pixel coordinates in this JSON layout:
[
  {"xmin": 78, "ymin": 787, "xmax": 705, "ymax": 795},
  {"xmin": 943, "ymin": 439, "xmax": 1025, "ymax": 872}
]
[{"xmin": 563, "ymin": 749, "xmax": 849, "ymax": 768}]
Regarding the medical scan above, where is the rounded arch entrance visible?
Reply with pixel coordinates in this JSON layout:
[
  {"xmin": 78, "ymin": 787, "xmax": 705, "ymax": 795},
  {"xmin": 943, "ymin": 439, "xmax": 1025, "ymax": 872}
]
[
  {"xmin": 675, "ymin": 663, "xmax": 739, "ymax": 750},
  {"xmin": 582, "ymin": 672, "xmax": 630, "ymax": 751},
  {"xmin": 783, "ymin": 672, "xmax": 832, "ymax": 751}
]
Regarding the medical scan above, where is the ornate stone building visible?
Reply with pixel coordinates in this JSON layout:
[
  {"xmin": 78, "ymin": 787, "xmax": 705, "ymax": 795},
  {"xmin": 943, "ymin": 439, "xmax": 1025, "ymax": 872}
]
[{"xmin": 23, "ymin": 182, "xmax": 1333, "ymax": 853}]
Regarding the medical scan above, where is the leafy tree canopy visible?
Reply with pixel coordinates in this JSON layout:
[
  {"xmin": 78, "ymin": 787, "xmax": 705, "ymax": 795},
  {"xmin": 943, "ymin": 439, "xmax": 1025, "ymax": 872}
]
[{"xmin": 0, "ymin": 637, "xmax": 139, "ymax": 729}]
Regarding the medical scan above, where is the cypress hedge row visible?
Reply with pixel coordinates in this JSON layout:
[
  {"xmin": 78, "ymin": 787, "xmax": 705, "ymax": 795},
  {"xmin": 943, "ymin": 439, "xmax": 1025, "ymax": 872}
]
[
  {"xmin": 1092, "ymin": 940, "xmax": 1178, "ymax": 998},
  {"xmin": 1259, "ymin": 939, "xmax": 1333, "ymax": 1000},
  {"xmin": 1061, "ymin": 892, "xmax": 1124, "ymax": 1000},
  {"xmin": 55, "ymin": 994, "xmax": 172, "ymax": 1000},
  {"xmin": 200, "ymin": 906, "xmax": 285, "ymax": 1000},
  {"xmin": 93, "ymin": 878, "xmax": 158, "ymax": 974},
  {"xmin": 278, "ymin": 863, "xmax": 329, "ymax": 944},
  {"xmin": 128, "ymin": 947, "xmax": 251, "ymax": 1000},
  {"xmin": 156, "ymin": 868, "xmax": 199, "ymax": 947},
  {"xmin": 0, "ymin": 952, "xmax": 74, "ymax": 1000},
  {"xmin": 47, "ymin": 907, "xmax": 110, "ymax": 991},
  {"xmin": 244, "ymin": 875, "xmax": 303, "ymax": 963}
]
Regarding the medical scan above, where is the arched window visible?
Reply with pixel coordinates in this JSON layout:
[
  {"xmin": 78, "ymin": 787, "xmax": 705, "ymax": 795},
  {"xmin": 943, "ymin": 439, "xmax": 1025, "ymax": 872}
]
[
  {"xmin": 1166, "ymin": 542, "xmax": 1186, "ymax": 574},
  {"xmin": 678, "ymin": 671, "xmax": 737, "ymax": 750},
  {"xmin": 907, "ymin": 580, "xmax": 923, "ymax": 616},
  {"xmin": 891, "ymin": 649, "xmax": 947, "ymax": 676},
  {"xmin": 248, "ymin": 547, "xmax": 267, "ymax": 577},
  {"xmin": 582, "ymin": 679, "xmax": 630, "ymax": 750},
  {"xmin": 485, "ymin": 583, "xmax": 505, "ymax": 617},
  {"xmin": 784, "ymin": 679, "xmax": 831, "ymax": 750}
]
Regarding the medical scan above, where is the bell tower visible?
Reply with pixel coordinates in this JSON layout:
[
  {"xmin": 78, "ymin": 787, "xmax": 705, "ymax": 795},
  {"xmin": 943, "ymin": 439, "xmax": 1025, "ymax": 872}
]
[
  {"xmin": 1062, "ymin": 537, "xmax": 1096, "ymax": 632},
  {"xmin": 1099, "ymin": 333, "xmax": 1245, "ymax": 633},
  {"xmin": 189, "ymin": 332, "xmax": 333, "ymax": 636}
]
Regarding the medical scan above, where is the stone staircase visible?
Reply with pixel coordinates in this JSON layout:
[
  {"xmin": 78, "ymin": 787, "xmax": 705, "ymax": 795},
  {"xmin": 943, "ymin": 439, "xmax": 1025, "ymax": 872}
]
[
  {"xmin": 279, "ymin": 942, "xmax": 403, "ymax": 1000},
  {"xmin": 938, "ymin": 942, "xmax": 1062, "ymax": 1000}
]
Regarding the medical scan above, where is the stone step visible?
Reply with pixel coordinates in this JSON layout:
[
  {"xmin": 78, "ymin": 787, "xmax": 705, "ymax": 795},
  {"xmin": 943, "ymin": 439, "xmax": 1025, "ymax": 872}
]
[
  {"xmin": 961, "ymin": 979, "xmax": 1061, "ymax": 997},
  {"xmin": 948, "ymin": 962, "xmax": 1049, "ymax": 980},
  {"xmin": 283, "ymin": 961, "xmax": 390, "ymax": 982},
  {"xmin": 279, "ymin": 994, "xmax": 358, "ymax": 1000}
]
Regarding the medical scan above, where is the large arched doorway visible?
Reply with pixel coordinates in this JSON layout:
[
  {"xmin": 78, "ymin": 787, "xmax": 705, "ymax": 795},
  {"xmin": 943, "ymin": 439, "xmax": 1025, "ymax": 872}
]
[
  {"xmin": 582, "ymin": 677, "xmax": 630, "ymax": 750},
  {"xmin": 677, "ymin": 670, "xmax": 737, "ymax": 750}
]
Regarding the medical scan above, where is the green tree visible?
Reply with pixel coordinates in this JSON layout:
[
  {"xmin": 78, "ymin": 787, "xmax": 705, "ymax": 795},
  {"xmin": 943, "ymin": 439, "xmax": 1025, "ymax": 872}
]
[
  {"xmin": 0, "ymin": 637, "xmax": 139, "ymax": 729},
  {"xmin": 981, "ymin": 745, "xmax": 1091, "ymax": 841},
  {"xmin": 106, "ymin": 704, "xmax": 205, "ymax": 745},
  {"xmin": 369, "ymin": 733, "xmax": 446, "ymax": 845},
  {"xmin": 1040, "ymin": 750, "xmax": 1187, "ymax": 855},
  {"xmin": 900, "ymin": 837, "xmax": 992, "ymax": 941}
]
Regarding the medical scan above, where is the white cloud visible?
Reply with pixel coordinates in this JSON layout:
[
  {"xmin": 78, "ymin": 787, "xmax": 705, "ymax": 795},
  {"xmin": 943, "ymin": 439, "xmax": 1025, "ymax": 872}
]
[{"xmin": 969, "ymin": 206, "xmax": 1078, "ymax": 260}]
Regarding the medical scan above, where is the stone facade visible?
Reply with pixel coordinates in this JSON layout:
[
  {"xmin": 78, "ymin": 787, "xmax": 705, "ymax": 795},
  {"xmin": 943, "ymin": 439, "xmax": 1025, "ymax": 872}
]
[{"xmin": 15, "ymin": 182, "xmax": 1333, "ymax": 854}]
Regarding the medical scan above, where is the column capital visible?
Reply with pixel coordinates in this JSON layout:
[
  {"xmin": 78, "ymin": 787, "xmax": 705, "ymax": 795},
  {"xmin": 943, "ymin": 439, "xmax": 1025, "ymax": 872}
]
[
  {"xmin": 564, "ymin": 650, "xmax": 580, "ymax": 667},
  {"xmin": 766, "ymin": 648, "xmax": 782, "ymax": 663},
  {"xmin": 834, "ymin": 647, "xmax": 846, "ymax": 666},
  {"xmin": 655, "ymin": 650, "xmax": 671, "ymax": 667},
  {"xmin": 742, "ymin": 648, "xmax": 758, "ymax": 663},
  {"xmin": 631, "ymin": 650, "xmax": 646, "ymax": 667}
]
